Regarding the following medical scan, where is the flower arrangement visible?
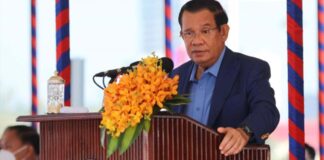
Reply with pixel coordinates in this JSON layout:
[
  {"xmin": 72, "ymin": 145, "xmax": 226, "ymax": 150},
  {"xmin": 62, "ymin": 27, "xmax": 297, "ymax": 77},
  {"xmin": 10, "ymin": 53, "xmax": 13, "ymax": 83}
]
[{"xmin": 100, "ymin": 54, "xmax": 189, "ymax": 158}]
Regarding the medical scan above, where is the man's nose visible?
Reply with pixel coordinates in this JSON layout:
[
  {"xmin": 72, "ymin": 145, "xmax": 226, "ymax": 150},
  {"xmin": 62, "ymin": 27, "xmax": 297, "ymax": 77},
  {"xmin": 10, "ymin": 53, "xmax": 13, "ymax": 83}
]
[{"xmin": 191, "ymin": 33, "xmax": 204, "ymax": 45}]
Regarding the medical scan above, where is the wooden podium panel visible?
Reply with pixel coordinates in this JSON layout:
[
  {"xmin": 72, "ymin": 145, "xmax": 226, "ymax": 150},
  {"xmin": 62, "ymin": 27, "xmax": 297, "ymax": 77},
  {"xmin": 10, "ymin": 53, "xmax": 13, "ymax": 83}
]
[
  {"xmin": 17, "ymin": 113, "xmax": 270, "ymax": 160},
  {"xmin": 18, "ymin": 113, "xmax": 105, "ymax": 160}
]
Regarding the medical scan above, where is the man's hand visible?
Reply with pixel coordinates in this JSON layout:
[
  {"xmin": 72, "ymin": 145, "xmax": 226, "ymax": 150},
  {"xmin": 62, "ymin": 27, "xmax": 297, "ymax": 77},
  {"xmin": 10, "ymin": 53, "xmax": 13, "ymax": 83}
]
[{"xmin": 217, "ymin": 127, "xmax": 250, "ymax": 156}]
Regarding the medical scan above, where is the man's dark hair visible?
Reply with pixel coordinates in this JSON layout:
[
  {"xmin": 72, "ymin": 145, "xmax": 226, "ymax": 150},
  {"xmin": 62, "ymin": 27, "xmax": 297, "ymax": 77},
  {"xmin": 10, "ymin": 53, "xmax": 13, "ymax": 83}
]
[
  {"xmin": 178, "ymin": 0, "xmax": 228, "ymax": 30},
  {"xmin": 6, "ymin": 125, "xmax": 39, "ymax": 155},
  {"xmin": 305, "ymin": 143, "xmax": 315, "ymax": 160}
]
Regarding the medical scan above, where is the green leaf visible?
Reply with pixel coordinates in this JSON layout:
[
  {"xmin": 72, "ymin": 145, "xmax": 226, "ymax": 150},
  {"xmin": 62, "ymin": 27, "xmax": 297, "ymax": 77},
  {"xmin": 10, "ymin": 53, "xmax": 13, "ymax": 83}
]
[
  {"xmin": 130, "ymin": 120, "xmax": 144, "ymax": 145},
  {"xmin": 153, "ymin": 105, "xmax": 161, "ymax": 114},
  {"xmin": 119, "ymin": 125, "xmax": 138, "ymax": 154},
  {"xmin": 143, "ymin": 119, "xmax": 151, "ymax": 132},
  {"xmin": 107, "ymin": 135, "xmax": 120, "ymax": 158},
  {"xmin": 163, "ymin": 105, "xmax": 173, "ymax": 113},
  {"xmin": 164, "ymin": 95, "xmax": 191, "ymax": 106},
  {"xmin": 100, "ymin": 127, "xmax": 106, "ymax": 148}
]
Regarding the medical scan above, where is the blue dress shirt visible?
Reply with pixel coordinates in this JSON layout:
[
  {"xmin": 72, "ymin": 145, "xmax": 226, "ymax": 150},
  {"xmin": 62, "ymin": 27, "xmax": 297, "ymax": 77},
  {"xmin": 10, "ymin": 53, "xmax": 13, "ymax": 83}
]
[{"xmin": 185, "ymin": 48, "xmax": 225, "ymax": 125}]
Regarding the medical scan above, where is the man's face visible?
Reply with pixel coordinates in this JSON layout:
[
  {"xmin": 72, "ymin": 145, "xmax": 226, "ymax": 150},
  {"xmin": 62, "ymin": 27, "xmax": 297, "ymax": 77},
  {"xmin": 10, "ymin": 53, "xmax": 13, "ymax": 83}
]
[
  {"xmin": 0, "ymin": 130, "xmax": 32, "ymax": 160},
  {"xmin": 0, "ymin": 130, "xmax": 23, "ymax": 152},
  {"xmin": 181, "ymin": 9, "xmax": 229, "ymax": 69}
]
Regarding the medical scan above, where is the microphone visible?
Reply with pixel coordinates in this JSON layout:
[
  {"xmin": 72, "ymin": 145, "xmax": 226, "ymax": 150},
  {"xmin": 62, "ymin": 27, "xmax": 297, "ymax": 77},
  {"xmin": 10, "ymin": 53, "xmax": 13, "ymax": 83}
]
[
  {"xmin": 94, "ymin": 57, "xmax": 174, "ymax": 77},
  {"xmin": 158, "ymin": 57, "xmax": 174, "ymax": 73},
  {"xmin": 93, "ymin": 61, "xmax": 139, "ymax": 77}
]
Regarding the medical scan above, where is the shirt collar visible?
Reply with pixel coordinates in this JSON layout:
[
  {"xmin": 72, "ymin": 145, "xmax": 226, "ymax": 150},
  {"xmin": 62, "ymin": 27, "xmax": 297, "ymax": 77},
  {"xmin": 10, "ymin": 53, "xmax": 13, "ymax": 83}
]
[{"xmin": 189, "ymin": 47, "xmax": 226, "ymax": 81}]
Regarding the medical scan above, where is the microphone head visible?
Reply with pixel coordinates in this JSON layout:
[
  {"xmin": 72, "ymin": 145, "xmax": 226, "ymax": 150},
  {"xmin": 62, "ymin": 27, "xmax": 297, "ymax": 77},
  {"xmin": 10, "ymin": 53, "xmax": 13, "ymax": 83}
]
[
  {"xmin": 130, "ymin": 61, "xmax": 140, "ymax": 67},
  {"xmin": 159, "ymin": 57, "xmax": 174, "ymax": 73},
  {"xmin": 94, "ymin": 71, "xmax": 106, "ymax": 77}
]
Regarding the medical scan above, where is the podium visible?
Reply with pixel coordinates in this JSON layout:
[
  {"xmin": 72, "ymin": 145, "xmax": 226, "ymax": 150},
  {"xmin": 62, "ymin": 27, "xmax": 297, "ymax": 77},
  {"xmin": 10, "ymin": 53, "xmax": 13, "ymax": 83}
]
[{"xmin": 17, "ymin": 113, "xmax": 270, "ymax": 160}]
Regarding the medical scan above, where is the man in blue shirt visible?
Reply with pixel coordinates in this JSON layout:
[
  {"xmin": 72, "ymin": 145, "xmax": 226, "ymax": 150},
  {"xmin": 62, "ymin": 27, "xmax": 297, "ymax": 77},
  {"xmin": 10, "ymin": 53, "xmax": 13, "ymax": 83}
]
[{"xmin": 170, "ymin": 0, "xmax": 280, "ymax": 156}]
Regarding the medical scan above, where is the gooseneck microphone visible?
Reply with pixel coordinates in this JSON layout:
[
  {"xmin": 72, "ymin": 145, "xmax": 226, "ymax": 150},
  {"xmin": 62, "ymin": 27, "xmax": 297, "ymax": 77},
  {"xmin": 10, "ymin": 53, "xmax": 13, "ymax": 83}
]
[
  {"xmin": 94, "ymin": 57, "xmax": 174, "ymax": 77},
  {"xmin": 93, "ymin": 61, "xmax": 140, "ymax": 77},
  {"xmin": 93, "ymin": 57, "xmax": 174, "ymax": 90}
]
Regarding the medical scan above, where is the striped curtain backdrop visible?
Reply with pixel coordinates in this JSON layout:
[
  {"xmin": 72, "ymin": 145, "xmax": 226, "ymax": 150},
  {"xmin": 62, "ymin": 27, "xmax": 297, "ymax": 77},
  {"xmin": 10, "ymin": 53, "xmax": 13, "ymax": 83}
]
[
  {"xmin": 31, "ymin": 0, "xmax": 38, "ymax": 128},
  {"xmin": 56, "ymin": 0, "xmax": 71, "ymax": 106},
  {"xmin": 287, "ymin": 0, "xmax": 305, "ymax": 159},
  {"xmin": 165, "ymin": 0, "xmax": 172, "ymax": 58},
  {"xmin": 318, "ymin": 0, "xmax": 324, "ymax": 159}
]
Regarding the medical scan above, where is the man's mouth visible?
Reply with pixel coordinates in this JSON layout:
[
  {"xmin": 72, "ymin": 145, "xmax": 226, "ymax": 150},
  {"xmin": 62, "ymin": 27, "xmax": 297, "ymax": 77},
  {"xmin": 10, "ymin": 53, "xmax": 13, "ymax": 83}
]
[{"xmin": 192, "ymin": 50, "xmax": 208, "ymax": 54}]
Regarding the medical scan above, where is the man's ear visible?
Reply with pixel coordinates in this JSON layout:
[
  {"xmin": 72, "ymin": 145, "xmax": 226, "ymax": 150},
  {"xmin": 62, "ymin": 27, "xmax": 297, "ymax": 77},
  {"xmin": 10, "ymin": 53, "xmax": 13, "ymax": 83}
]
[
  {"xmin": 23, "ymin": 145, "xmax": 35, "ymax": 159},
  {"xmin": 14, "ymin": 145, "xmax": 33, "ymax": 160},
  {"xmin": 27, "ymin": 144, "xmax": 34, "ymax": 153},
  {"xmin": 220, "ymin": 24, "xmax": 230, "ymax": 41}
]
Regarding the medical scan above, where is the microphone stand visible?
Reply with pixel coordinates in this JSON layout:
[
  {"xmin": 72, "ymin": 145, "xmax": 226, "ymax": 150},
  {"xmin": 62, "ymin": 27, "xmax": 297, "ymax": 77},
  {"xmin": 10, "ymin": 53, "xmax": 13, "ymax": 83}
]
[{"xmin": 92, "ymin": 74, "xmax": 118, "ymax": 90}]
